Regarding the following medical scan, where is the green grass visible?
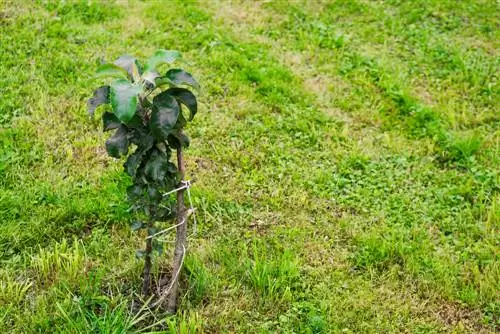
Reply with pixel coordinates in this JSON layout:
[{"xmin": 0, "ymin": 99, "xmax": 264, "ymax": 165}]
[{"xmin": 0, "ymin": 0, "xmax": 498, "ymax": 332}]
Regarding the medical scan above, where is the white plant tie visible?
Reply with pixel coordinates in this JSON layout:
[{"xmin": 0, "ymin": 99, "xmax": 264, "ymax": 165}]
[
  {"xmin": 147, "ymin": 180, "xmax": 197, "ymax": 241},
  {"xmin": 150, "ymin": 243, "xmax": 186, "ymax": 308},
  {"xmin": 145, "ymin": 208, "xmax": 194, "ymax": 240},
  {"xmin": 162, "ymin": 180, "xmax": 191, "ymax": 197}
]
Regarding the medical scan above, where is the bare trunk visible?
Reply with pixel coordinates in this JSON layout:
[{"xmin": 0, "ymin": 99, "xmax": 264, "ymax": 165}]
[
  {"xmin": 142, "ymin": 217, "xmax": 153, "ymax": 296},
  {"xmin": 166, "ymin": 147, "xmax": 187, "ymax": 313}
]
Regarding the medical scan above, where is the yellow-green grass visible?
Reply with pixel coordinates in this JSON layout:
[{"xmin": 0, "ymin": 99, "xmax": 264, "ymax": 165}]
[{"xmin": 0, "ymin": 0, "xmax": 498, "ymax": 332}]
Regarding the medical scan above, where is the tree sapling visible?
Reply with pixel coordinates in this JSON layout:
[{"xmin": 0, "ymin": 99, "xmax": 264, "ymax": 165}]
[{"xmin": 87, "ymin": 49, "xmax": 199, "ymax": 312}]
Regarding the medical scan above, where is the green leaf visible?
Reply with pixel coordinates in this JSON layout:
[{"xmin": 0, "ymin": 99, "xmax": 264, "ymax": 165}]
[
  {"xmin": 126, "ymin": 114, "xmax": 144, "ymax": 129},
  {"xmin": 157, "ymin": 205, "xmax": 176, "ymax": 220},
  {"xmin": 148, "ymin": 227, "xmax": 159, "ymax": 235},
  {"xmin": 142, "ymin": 71, "xmax": 161, "ymax": 89},
  {"xmin": 87, "ymin": 86, "xmax": 109, "ymax": 117},
  {"xmin": 124, "ymin": 149, "xmax": 145, "ymax": 177},
  {"xmin": 165, "ymin": 88, "xmax": 198, "ymax": 121},
  {"xmin": 154, "ymin": 76, "xmax": 174, "ymax": 88},
  {"xmin": 175, "ymin": 112, "xmax": 187, "ymax": 130},
  {"xmin": 124, "ymin": 141, "xmax": 153, "ymax": 177},
  {"xmin": 105, "ymin": 125, "xmax": 129, "ymax": 158},
  {"xmin": 110, "ymin": 79, "xmax": 141, "ymax": 123},
  {"xmin": 95, "ymin": 63, "xmax": 129, "ymax": 80},
  {"xmin": 153, "ymin": 240, "xmax": 164, "ymax": 255},
  {"xmin": 144, "ymin": 149, "xmax": 170, "ymax": 182},
  {"xmin": 167, "ymin": 162, "xmax": 177, "ymax": 174},
  {"xmin": 127, "ymin": 184, "xmax": 144, "ymax": 202},
  {"xmin": 165, "ymin": 69, "xmax": 200, "ymax": 91},
  {"xmin": 102, "ymin": 112, "xmax": 121, "ymax": 132},
  {"xmin": 129, "ymin": 128, "xmax": 155, "ymax": 148},
  {"xmin": 150, "ymin": 92, "xmax": 180, "ymax": 140},
  {"xmin": 114, "ymin": 55, "xmax": 142, "ymax": 82},
  {"xmin": 167, "ymin": 131, "xmax": 190, "ymax": 149},
  {"xmin": 147, "ymin": 185, "xmax": 162, "ymax": 202},
  {"xmin": 131, "ymin": 221, "xmax": 144, "ymax": 231},
  {"xmin": 144, "ymin": 49, "xmax": 182, "ymax": 72}
]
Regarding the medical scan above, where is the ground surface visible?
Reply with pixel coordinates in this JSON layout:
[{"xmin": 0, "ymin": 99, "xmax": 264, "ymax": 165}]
[{"xmin": 0, "ymin": 0, "xmax": 498, "ymax": 333}]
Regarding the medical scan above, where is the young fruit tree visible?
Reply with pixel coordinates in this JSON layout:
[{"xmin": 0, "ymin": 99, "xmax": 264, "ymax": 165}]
[{"xmin": 87, "ymin": 50, "xmax": 199, "ymax": 312}]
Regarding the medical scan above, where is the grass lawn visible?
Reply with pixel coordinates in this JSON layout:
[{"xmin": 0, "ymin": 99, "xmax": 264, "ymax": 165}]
[{"xmin": 0, "ymin": 0, "xmax": 498, "ymax": 332}]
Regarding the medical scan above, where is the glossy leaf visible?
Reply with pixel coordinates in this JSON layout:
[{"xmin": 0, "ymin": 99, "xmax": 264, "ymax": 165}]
[
  {"xmin": 95, "ymin": 63, "xmax": 129, "ymax": 80},
  {"xmin": 87, "ymin": 86, "xmax": 109, "ymax": 117},
  {"xmin": 124, "ymin": 149, "xmax": 145, "ymax": 177},
  {"xmin": 114, "ymin": 55, "xmax": 142, "ymax": 82},
  {"xmin": 144, "ymin": 49, "xmax": 182, "ymax": 72},
  {"xmin": 175, "ymin": 112, "xmax": 187, "ymax": 130},
  {"xmin": 126, "ymin": 115, "xmax": 144, "ymax": 129},
  {"xmin": 144, "ymin": 150, "xmax": 169, "ymax": 182},
  {"xmin": 167, "ymin": 131, "xmax": 190, "ymax": 149},
  {"xmin": 105, "ymin": 125, "xmax": 129, "ymax": 158},
  {"xmin": 124, "ymin": 141, "xmax": 153, "ymax": 177},
  {"xmin": 165, "ymin": 69, "xmax": 200, "ymax": 91},
  {"xmin": 102, "ymin": 112, "xmax": 121, "ymax": 132},
  {"xmin": 110, "ymin": 79, "xmax": 141, "ymax": 123},
  {"xmin": 150, "ymin": 92, "xmax": 180, "ymax": 140},
  {"xmin": 166, "ymin": 87, "xmax": 197, "ymax": 121},
  {"xmin": 129, "ymin": 128, "xmax": 155, "ymax": 148}
]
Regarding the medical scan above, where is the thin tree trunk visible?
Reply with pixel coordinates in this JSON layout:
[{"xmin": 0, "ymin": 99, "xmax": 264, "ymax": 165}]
[
  {"xmin": 167, "ymin": 147, "xmax": 187, "ymax": 313},
  {"xmin": 142, "ymin": 217, "xmax": 153, "ymax": 296}
]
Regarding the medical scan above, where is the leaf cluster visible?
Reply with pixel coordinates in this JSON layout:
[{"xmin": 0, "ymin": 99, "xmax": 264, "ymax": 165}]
[{"xmin": 87, "ymin": 50, "xmax": 199, "ymax": 221}]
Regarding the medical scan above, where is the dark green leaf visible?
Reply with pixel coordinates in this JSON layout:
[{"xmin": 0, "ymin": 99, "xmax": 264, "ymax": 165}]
[
  {"xmin": 114, "ymin": 55, "xmax": 142, "ymax": 82},
  {"xmin": 124, "ymin": 142, "xmax": 153, "ymax": 177},
  {"xmin": 148, "ymin": 227, "xmax": 159, "ymax": 235},
  {"xmin": 144, "ymin": 150, "xmax": 170, "ymax": 182},
  {"xmin": 126, "ymin": 114, "xmax": 144, "ymax": 129},
  {"xmin": 147, "ymin": 185, "xmax": 162, "ymax": 201},
  {"xmin": 87, "ymin": 86, "xmax": 109, "ymax": 117},
  {"xmin": 95, "ymin": 63, "xmax": 129, "ymax": 80},
  {"xmin": 131, "ymin": 221, "xmax": 144, "ymax": 231},
  {"xmin": 129, "ymin": 128, "xmax": 155, "ymax": 148},
  {"xmin": 102, "ymin": 112, "xmax": 121, "ymax": 132},
  {"xmin": 157, "ymin": 205, "xmax": 176, "ymax": 220},
  {"xmin": 105, "ymin": 125, "xmax": 128, "ymax": 158},
  {"xmin": 124, "ymin": 149, "xmax": 145, "ymax": 177},
  {"xmin": 167, "ymin": 131, "xmax": 190, "ymax": 149},
  {"xmin": 178, "ymin": 132, "xmax": 190, "ymax": 148},
  {"xmin": 167, "ymin": 162, "xmax": 177, "ymax": 174},
  {"xmin": 110, "ymin": 79, "xmax": 141, "ymax": 123},
  {"xmin": 153, "ymin": 240, "xmax": 164, "ymax": 255},
  {"xmin": 150, "ymin": 92, "xmax": 180, "ymax": 140},
  {"xmin": 175, "ymin": 112, "xmax": 187, "ymax": 130},
  {"xmin": 144, "ymin": 49, "xmax": 182, "ymax": 72},
  {"xmin": 127, "ymin": 184, "xmax": 144, "ymax": 201},
  {"xmin": 165, "ymin": 88, "xmax": 197, "ymax": 121},
  {"xmin": 165, "ymin": 69, "xmax": 200, "ymax": 91}
]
